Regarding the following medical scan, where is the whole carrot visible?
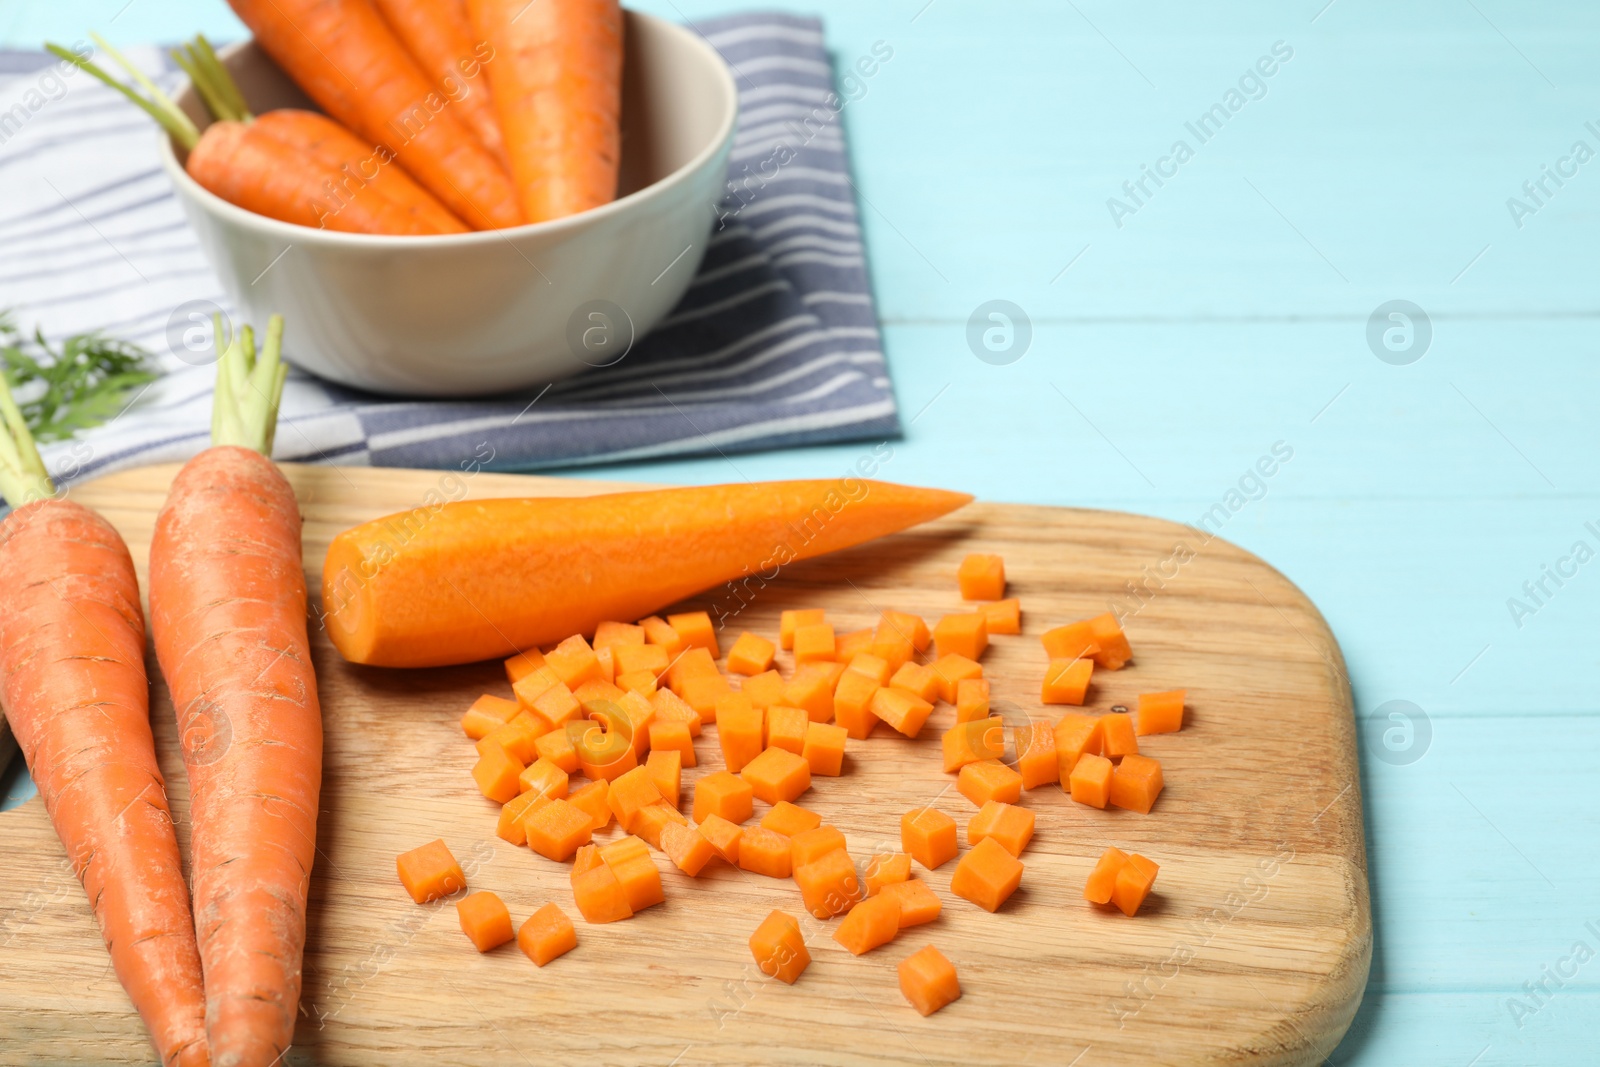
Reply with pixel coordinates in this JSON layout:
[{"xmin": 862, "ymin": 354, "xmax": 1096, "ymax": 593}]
[
  {"xmin": 372, "ymin": 0, "xmax": 507, "ymax": 165},
  {"xmin": 0, "ymin": 379, "xmax": 207, "ymax": 1066},
  {"xmin": 323, "ymin": 479, "xmax": 973, "ymax": 668},
  {"xmin": 229, "ymin": 0, "xmax": 523, "ymax": 230},
  {"xmin": 149, "ymin": 317, "xmax": 322, "ymax": 1067},
  {"xmin": 468, "ymin": 0, "xmax": 623, "ymax": 222}
]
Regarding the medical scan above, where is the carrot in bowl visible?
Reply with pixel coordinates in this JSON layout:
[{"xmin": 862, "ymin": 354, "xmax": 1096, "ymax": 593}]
[{"xmin": 372, "ymin": 0, "xmax": 507, "ymax": 163}]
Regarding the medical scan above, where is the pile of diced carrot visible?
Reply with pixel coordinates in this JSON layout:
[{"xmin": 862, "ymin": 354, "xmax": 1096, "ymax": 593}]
[{"xmin": 398, "ymin": 550, "xmax": 1196, "ymax": 1017}]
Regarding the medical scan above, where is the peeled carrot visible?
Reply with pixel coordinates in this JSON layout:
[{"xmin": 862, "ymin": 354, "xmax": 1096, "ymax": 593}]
[
  {"xmin": 324, "ymin": 480, "xmax": 971, "ymax": 668},
  {"xmin": 372, "ymin": 0, "xmax": 507, "ymax": 163},
  {"xmin": 149, "ymin": 316, "xmax": 322, "ymax": 1067},
  {"xmin": 469, "ymin": 0, "xmax": 623, "ymax": 223},
  {"xmin": 0, "ymin": 384, "xmax": 208, "ymax": 1067},
  {"xmin": 228, "ymin": 0, "xmax": 522, "ymax": 229}
]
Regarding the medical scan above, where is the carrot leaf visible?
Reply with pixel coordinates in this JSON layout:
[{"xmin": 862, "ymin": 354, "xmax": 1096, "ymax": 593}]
[
  {"xmin": 0, "ymin": 313, "xmax": 157, "ymax": 446},
  {"xmin": 211, "ymin": 314, "xmax": 286, "ymax": 455},
  {"xmin": 47, "ymin": 40, "xmax": 199, "ymax": 149}
]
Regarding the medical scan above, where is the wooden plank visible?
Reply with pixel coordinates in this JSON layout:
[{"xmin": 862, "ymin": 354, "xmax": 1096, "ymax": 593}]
[{"xmin": 0, "ymin": 463, "xmax": 1367, "ymax": 1065}]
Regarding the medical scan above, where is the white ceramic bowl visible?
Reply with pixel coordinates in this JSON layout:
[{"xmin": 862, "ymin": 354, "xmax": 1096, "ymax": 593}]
[{"xmin": 161, "ymin": 11, "xmax": 737, "ymax": 397}]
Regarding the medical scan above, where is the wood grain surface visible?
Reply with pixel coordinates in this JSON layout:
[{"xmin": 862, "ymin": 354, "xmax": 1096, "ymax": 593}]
[{"xmin": 0, "ymin": 464, "xmax": 1370, "ymax": 1066}]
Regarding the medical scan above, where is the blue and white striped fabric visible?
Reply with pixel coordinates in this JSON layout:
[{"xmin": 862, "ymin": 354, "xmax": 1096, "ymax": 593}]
[{"xmin": 0, "ymin": 12, "xmax": 898, "ymax": 486}]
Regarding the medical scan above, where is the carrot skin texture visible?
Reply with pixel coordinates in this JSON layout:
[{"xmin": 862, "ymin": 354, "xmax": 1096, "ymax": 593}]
[
  {"xmin": 373, "ymin": 0, "xmax": 507, "ymax": 165},
  {"xmin": 150, "ymin": 447, "xmax": 322, "ymax": 1067},
  {"xmin": 0, "ymin": 500, "xmax": 208, "ymax": 1067},
  {"xmin": 323, "ymin": 480, "xmax": 974, "ymax": 668},
  {"xmin": 469, "ymin": 0, "xmax": 622, "ymax": 222},
  {"xmin": 227, "ymin": 0, "xmax": 522, "ymax": 229}
]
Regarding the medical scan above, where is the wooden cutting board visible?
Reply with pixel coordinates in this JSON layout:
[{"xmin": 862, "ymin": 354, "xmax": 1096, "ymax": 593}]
[{"xmin": 0, "ymin": 464, "xmax": 1369, "ymax": 1066}]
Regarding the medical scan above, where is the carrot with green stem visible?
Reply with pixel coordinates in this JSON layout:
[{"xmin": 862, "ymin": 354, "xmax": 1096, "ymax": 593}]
[
  {"xmin": 227, "ymin": 0, "xmax": 523, "ymax": 230},
  {"xmin": 0, "ymin": 377, "xmax": 208, "ymax": 1066},
  {"xmin": 149, "ymin": 315, "xmax": 322, "ymax": 1067},
  {"xmin": 51, "ymin": 34, "xmax": 467, "ymax": 236}
]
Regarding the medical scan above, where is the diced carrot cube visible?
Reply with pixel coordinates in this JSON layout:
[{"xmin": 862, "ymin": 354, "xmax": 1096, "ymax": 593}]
[
  {"xmin": 396, "ymin": 839, "xmax": 465, "ymax": 903},
  {"xmin": 693, "ymin": 770, "xmax": 754, "ymax": 824},
  {"xmin": 1014, "ymin": 721, "xmax": 1059, "ymax": 789},
  {"xmin": 666, "ymin": 611, "xmax": 719, "ymax": 658},
  {"xmin": 568, "ymin": 718, "xmax": 637, "ymax": 782},
  {"xmin": 792, "ymin": 622, "xmax": 836, "ymax": 664},
  {"xmin": 802, "ymin": 721, "xmax": 848, "ymax": 776},
  {"xmin": 832, "ymin": 670, "xmax": 880, "ymax": 740},
  {"xmin": 739, "ymin": 669, "xmax": 786, "ymax": 709},
  {"xmin": 942, "ymin": 716, "xmax": 1004, "ymax": 773},
  {"xmin": 646, "ymin": 748, "xmax": 682, "ymax": 807},
  {"xmin": 765, "ymin": 705, "xmax": 809, "ymax": 755},
  {"xmin": 1040, "ymin": 619, "xmax": 1098, "ymax": 663},
  {"xmin": 868, "ymin": 618, "xmax": 915, "ymax": 672},
  {"xmin": 504, "ymin": 648, "xmax": 546, "ymax": 685},
  {"xmin": 456, "ymin": 890, "xmax": 513, "ymax": 952},
  {"xmin": 715, "ymin": 693, "xmax": 764, "ymax": 773},
  {"xmin": 845, "ymin": 652, "xmax": 892, "ymax": 686},
  {"xmin": 571, "ymin": 864, "xmax": 633, "ymax": 924},
  {"xmin": 957, "ymin": 553, "xmax": 1006, "ymax": 600},
  {"xmin": 880, "ymin": 878, "xmax": 942, "ymax": 927},
  {"xmin": 593, "ymin": 620, "xmax": 646, "ymax": 651},
  {"xmin": 517, "ymin": 902, "xmax": 577, "ymax": 966},
  {"xmin": 534, "ymin": 727, "xmax": 580, "ymax": 774},
  {"xmin": 792, "ymin": 847, "xmax": 860, "ymax": 918},
  {"xmin": 950, "ymin": 836, "xmax": 1024, "ymax": 912},
  {"xmin": 649, "ymin": 687, "xmax": 701, "ymax": 738},
  {"xmin": 533, "ymin": 681, "xmax": 583, "ymax": 727},
  {"xmin": 594, "ymin": 645, "xmax": 615, "ymax": 685},
  {"xmin": 933, "ymin": 613, "xmax": 988, "ymax": 661},
  {"xmin": 518, "ymin": 757, "xmax": 569, "ymax": 800},
  {"xmin": 1083, "ymin": 846, "xmax": 1130, "ymax": 904},
  {"xmin": 525, "ymin": 798, "xmax": 594, "ymax": 861},
  {"xmin": 462, "ymin": 694, "xmax": 522, "ymax": 739},
  {"xmin": 648, "ymin": 720, "xmax": 696, "ymax": 767},
  {"xmin": 1068, "ymin": 752, "xmax": 1114, "ymax": 808},
  {"xmin": 573, "ymin": 678, "xmax": 626, "ymax": 707},
  {"xmin": 546, "ymin": 634, "xmax": 602, "ymax": 689},
  {"xmin": 1136, "ymin": 690, "xmax": 1186, "ymax": 735},
  {"xmin": 511, "ymin": 663, "xmax": 563, "ymax": 708},
  {"xmin": 571, "ymin": 843, "xmax": 603, "ymax": 879},
  {"xmin": 977, "ymin": 597, "xmax": 1021, "ymax": 635},
  {"xmin": 881, "ymin": 610, "xmax": 931, "ymax": 652},
  {"xmin": 901, "ymin": 807, "xmax": 958, "ymax": 870},
  {"xmin": 697, "ymin": 813, "xmax": 743, "ymax": 864},
  {"xmin": 1087, "ymin": 612, "xmax": 1132, "ymax": 670},
  {"xmin": 600, "ymin": 835, "xmax": 664, "ymax": 910},
  {"xmin": 666, "ymin": 647, "xmax": 720, "ymax": 692},
  {"xmin": 762, "ymin": 800, "xmax": 822, "ymax": 838},
  {"xmin": 738, "ymin": 826, "xmax": 793, "ymax": 878},
  {"xmin": 567, "ymin": 779, "xmax": 611, "ymax": 832},
  {"xmin": 1112, "ymin": 854, "xmax": 1159, "ymax": 916},
  {"xmin": 957, "ymin": 758, "xmax": 1022, "ymax": 807},
  {"xmin": 833, "ymin": 893, "xmax": 901, "ymax": 955},
  {"xmin": 955, "ymin": 678, "xmax": 990, "ymax": 723},
  {"xmin": 615, "ymin": 643, "xmax": 670, "ymax": 677},
  {"xmin": 726, "ymin": 631, "xmax": 777, "ymax": 676},
  {"xmin": 835, "ymin": 628, "xmax": 874, "ymax": 663},
  {"xmin": 864, "ymin": 852, "xmax": 911, "ymax": 896},
  {"xmin": 1042, "ymin": 658, "xmax": 1093, "ymax": 705},
  {"xmin": 780, "ymin": 608, "xmax": 826, "ymax": 649},
  {"xmin": 617, "ymin": 678, "xmax": 660, "ymax": 755},
  {"xmin": 661, "ymin": 821, "xmax": 718, "ymax": 876},
  {"xmin": 871, "ymin": 687, "xmax": 934, "ymax": 738},
  {"xmin": 477, "ymin": 713, "xmax": 547, "ymax": 763},
  {"xmin": 749, "ymin": 909, "xmax": 811, "ymax": 984},
  {"xmin": 616, "ymin": 669, "xmax": 658, "ymax": 697},
  {"xmin": 498, "ymin": 791, "xmax": 550, "ymax": 846},
  {"xmin": 789, "ymin": 824, "xmax": 847, "ymax": 868},
  {"xmin": 676, "ymin": 673, "xmax": 732, "ymax": 724},
  {"xmin": 1101, "ymin": 712, "xmax": 1139, "ymax": 758},
  {"xmin": 967, "ymin": 800, "xmax": 1034, "ymax": 857},
  {"xmin": 899, "ymin": 945, "xmax": 961, "ymax": 1016},
  {"xmin": 930, "ymin": 654, "xmax": 984, "ymax": 704},
  {"xmin": 638, "ymin": 614, "xmax": 686, "ymax": 656},
  {"xmin": 741, "ymin": 746, "xmax": 812, "ymax": 805},
  {"xmin": 784, "ymin": 663, "xmax": 838, "ymax": 723},
  {"xmin": 1053, "ymin": 712, "xmax": 1103, "ymax": 778},
  {"xmin": 633, "ymin": 801, "xmax": 688, "ymax": 849},
  {"xmin": 889, "ymin": 661, "xmax": 940, "ymax": 704},
  {"xmin": 605, "ymin": 766, "xmax": 664, "ymax": 832},
  {"xmin": 473, "ymin": 745, "xmax": 525, "ymax": 803},
  {"xmin": 1109, "ymin": 754, "xmax": 1164, "ymax": 814}
]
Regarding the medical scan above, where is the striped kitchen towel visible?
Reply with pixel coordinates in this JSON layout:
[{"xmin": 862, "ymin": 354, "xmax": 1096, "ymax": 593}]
[{"xmin": 0, "ymin": 12, "xmax": 898, "ymax": 487}]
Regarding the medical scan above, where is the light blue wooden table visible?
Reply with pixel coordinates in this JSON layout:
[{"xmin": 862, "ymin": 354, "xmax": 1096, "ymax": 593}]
[{"xmin": 5, "ymin": 1, "xmax": 1597, "ymax": 1063}]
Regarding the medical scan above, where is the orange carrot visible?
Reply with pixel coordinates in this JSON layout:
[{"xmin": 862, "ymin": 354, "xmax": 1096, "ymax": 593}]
[
  {"xmin": 324, "ymin": 479, "xmax": 971, "ymax": 668},
  {"xmin": 468, "ymin": 0, "xmax": 623, "ymax": 223},
  {"xmin": 228, "ymin": 0, "xmax": 522, "ymax": 229},
  {"xmin": 372, "ymin": 0, "xmax": 507, "ymax": 163},
  {"xmin": 0, "ymin": 389, "xmax": 208, "ymax": 1067},
  {"xmin": 149, "ymin": 316, "xmax": 322, "ymax": 1067}
]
